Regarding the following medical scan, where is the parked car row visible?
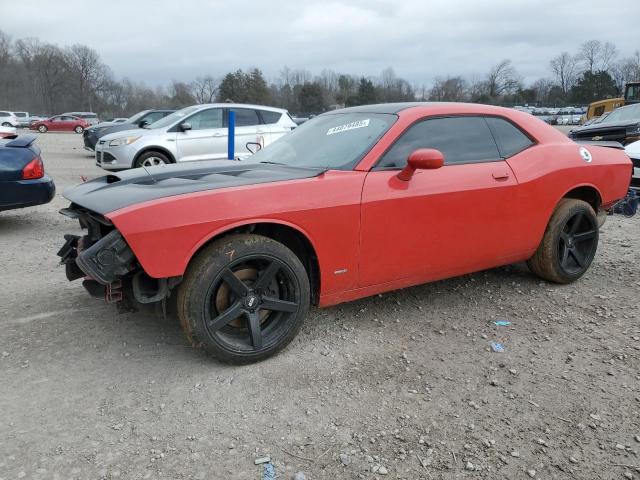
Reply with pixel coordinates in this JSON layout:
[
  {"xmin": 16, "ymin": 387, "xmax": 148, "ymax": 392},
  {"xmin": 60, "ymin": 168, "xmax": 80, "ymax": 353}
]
[
  {"xmin": 0, "ymin": 110, "xmax": 101, "ymax": 130},
  {"xmin": 514, "ymin": 106, "xmax": 587, "ymax": 125}
]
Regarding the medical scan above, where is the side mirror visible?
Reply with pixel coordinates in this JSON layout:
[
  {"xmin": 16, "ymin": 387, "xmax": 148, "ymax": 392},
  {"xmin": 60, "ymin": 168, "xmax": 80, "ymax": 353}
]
[
  {"xmin": 397, "ymin": 148, "xmax": 444, "ymax": 181},
  {"xmin": 246, "ymin": 142, "xmax": 262, "ymax": 154},
  {"xmin": 138, "ymin": 120, "xmax": 149, "ymax": 128},
  {"xmin": 180, "ymin": 122, "xmax": 192, "ymax": 132}
]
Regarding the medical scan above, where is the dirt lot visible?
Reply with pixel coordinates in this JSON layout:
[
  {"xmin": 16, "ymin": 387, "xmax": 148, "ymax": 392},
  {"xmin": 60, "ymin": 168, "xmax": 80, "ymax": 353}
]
[{"xmin": 1, "ymin": 132, "xmax": 639, "ymax": 480}]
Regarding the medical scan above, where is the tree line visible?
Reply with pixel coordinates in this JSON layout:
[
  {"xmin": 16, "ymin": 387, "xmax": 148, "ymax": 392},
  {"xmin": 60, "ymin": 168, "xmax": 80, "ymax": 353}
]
[{"xmin": 1, "ymin": 29, "xmax": 639, "ymax": 118}]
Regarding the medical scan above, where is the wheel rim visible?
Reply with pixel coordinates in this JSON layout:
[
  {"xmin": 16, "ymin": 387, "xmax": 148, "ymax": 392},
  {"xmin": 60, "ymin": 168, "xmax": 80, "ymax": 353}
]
[
  {"xmin": 557, "ymin": 211, "xmax": 597, "ymax": 275},
  {"xmin": 75, "ymin": 127, "xmax": 83, "ymax": 133},
  {"xmin": 38, "ymin": 126, "xmax": 46, "ymax": 132},
  {"xmin": 204, "ymin": 254, "xmax": 301, "ymax": 353},
  {"xmin": 141, "ymin": 157, "xmax": 167, "ymax": 167}
]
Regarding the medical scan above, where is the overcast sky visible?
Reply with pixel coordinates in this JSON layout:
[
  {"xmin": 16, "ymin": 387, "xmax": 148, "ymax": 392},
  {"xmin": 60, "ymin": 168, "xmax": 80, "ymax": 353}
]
[{"xmin": 1, "ymin": 0, "xmax": 638, "ymax": 86}]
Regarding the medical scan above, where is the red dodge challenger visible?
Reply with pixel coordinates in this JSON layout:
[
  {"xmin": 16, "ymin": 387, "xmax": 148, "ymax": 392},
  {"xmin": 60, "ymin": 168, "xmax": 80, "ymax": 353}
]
[{"xmin": 58, "ymin": 103, "xmax": 632, "ymax": 363}]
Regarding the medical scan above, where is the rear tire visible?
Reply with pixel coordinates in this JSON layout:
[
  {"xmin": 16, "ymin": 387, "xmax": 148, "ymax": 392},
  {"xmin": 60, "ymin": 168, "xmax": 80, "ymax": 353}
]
[
  {"xmin": 527, "ymin": 199, "xmax": 599, "ymax": 284},
  {"xmin": 134, "ymin": 151, "xmax": 171, "ymax": 168},
  {"xmin": 177, "ymin": 234, "xmax": 310, "ymax": 364},
  {"xmin": 1, "ymin": 122, "xmax": 11, "ymax": 127},
  {"xmin": 38, "ymin": 125, "xmax": 48, "ymax": 133}
]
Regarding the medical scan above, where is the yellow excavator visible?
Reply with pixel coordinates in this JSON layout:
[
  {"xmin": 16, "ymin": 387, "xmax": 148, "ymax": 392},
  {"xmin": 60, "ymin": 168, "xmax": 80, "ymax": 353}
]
[{"xmin": 583, "ymin": 81, "xmax": 640, "ymax": 123}]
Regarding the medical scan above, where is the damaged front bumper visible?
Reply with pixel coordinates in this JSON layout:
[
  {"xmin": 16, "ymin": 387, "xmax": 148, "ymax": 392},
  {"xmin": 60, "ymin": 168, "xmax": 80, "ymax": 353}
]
[{"xmin": 57, "ymin": 205, "xmax": 179, "ymax": 308}]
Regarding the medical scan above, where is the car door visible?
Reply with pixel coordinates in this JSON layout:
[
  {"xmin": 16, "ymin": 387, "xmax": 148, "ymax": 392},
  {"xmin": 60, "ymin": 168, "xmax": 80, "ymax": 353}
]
[
  {"xmin": 47, "ymin": 116, "xmax": 66, "ymax": 131},
  {"xmin": 227, "ymin": 108, "xmax": 264, "ymax": 158},
  {"xmin": 175, "ymin": 107, "xmax": 227, "ymax": 162},
  {"xmin": 359, "ymin": 115, "xmax": 523, "ymax": 287}
]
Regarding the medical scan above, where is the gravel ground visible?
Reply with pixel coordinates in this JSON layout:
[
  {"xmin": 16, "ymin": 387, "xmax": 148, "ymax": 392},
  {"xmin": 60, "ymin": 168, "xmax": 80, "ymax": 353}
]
[{"xmin": 1, "ymin": 132, "xmax": 639, "ymax": 480}]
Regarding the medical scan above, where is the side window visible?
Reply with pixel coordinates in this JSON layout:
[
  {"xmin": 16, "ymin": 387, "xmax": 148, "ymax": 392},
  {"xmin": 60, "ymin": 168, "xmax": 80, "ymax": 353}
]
[
  {"xmin": 0, "ymin": 112, "xmax": 8, "ymax": 117},
  {"xmin": 143, "ymin": 112, "xmax": 164, "ymax": 124},
  {"xmin": 187, "ymin": 108, "xmax": 223, "ymax": 130},
  {"xmin": 377, "ymin": 116, "xmax": 500, "ymax": 169},
  {"xmin": 485, "ymin": 117, "xmax": 533, "ymax": 158},
  {"xmin": 229, "ymin": 108, "xmax": 260, "ymax": 127},
  {"xmin": 594, "ymin": 106, "xmax": 605, "ymax": 117},
  {"xmin": 259, "ymin": 110, "xmax": 282, "ymax": 124}
]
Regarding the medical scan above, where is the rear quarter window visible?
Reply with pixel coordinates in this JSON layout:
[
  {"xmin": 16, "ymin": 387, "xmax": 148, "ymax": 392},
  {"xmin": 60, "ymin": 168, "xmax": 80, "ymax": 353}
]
[
  {"xmin": 485, "ymin": 117, "xmax": 534, "ymax": 158},
  {"xmin": 259, "ymin": 110, "xmax": 282, "ymax": 124}
]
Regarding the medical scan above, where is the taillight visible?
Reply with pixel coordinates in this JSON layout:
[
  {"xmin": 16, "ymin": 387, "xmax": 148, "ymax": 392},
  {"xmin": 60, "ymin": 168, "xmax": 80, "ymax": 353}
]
[{"xmin": 22, "ymin": 157, "xmax": 44, "ymax": 179}]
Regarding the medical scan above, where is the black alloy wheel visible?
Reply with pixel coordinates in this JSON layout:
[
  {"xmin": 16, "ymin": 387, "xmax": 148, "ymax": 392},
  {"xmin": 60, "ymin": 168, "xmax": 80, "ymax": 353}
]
[
  {"xmin": 177, "ymin": 234, "xmax": 310, "ymax": 363},
  {"xmin": 204, "ymin": 255, "xmax": 301, "ymax": 353},
  {"xmin": 527, "ymin": 198, "xmax": 599, "ymax": 284},
  {"xmin": 557, "ymin": 211, "xmax": 598, "ymax": 276}
]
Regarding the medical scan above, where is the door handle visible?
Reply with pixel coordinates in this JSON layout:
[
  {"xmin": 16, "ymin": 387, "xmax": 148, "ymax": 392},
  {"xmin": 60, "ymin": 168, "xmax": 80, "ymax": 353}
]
[
  {"xmin": 213, "ymin": 132, "xmax": 223, "ymax": 137},
  {"xmin": 492, "ymin": 171, "xmax": 510, "ymax": 180}
]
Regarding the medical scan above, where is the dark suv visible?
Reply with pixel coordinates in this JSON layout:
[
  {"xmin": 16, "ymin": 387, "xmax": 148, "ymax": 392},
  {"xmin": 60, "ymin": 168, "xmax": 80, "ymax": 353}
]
[{"xmin": 83, "ymin": 110, "xmax": 174, "ymax": 151}]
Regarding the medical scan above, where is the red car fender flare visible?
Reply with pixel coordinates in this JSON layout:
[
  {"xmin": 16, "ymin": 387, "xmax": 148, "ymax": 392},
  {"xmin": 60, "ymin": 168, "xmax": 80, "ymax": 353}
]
[
  {"xmin": 183, "ymin": 217, "xmax": 322, "ymax": 273},
  {"xmin": 557, "ymin": 182, "xmax": 603, "ymax": 210}
]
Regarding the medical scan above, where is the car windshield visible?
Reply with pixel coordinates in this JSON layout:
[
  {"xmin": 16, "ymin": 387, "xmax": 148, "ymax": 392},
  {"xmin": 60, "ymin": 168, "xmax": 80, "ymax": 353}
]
[
  {"xmin": 248, "ymin": 113, "xmax": 397, "ymax": 170},
  {"xmin": 147, "ymin": 106, "xmax": 200, "ymax": 129},
  {"xmin": 126, "ymin": 111, "xmax": 148, "ymax": 124},
  {"xmin": 601, "ymin": 104, "xmax": 640, "ymax": 123}
]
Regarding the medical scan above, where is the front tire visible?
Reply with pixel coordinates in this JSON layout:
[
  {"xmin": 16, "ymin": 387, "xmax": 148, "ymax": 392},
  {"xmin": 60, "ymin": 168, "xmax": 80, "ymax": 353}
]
[
  {"xmin": 134, "ymin": 151, "xmax": 171, "ymax": 168},
  {"xmin": 1, "ymin": 122, "xmax": 12, "ymax": 127},
  {"xmin": 527, "ymin": 199, "xmax": 599, "ymax": 284},
  {"xmin": 38, "ymin": 125, "xmax": 48, "ymax": 133},
  {"xmin": 177, "ymin": 234, "xmax": 310, "ymax": 364},
  {"xmin": 74, "ymin": 126, "xmax": 84, "ymax": 134}
]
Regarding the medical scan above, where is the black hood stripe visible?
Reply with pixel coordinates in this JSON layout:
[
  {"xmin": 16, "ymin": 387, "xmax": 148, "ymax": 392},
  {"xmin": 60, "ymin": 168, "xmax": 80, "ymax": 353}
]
[{"xmin": 63, "ymin": 161, "xmax": 324, "ymax": 215}]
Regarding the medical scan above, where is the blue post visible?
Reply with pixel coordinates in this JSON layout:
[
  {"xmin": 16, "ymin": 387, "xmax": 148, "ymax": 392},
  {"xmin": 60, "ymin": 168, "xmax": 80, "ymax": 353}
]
[{"xmin": 227, "ymin": 110, "xmax": 235, "ymax": 160}]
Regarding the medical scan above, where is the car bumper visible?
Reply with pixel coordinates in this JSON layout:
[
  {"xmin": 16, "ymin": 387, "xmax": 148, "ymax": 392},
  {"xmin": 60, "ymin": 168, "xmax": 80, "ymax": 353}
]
[
  {"xmin": 0, "ymin": 175, "xmax": 56, "ymax": 211},
  {"xmin": 94, "ymin": 143, "xmax": 136, "ymax": 170},
  {"xmin": 83, "ymin": 132, "xmax": 98, "ymax": 151}
]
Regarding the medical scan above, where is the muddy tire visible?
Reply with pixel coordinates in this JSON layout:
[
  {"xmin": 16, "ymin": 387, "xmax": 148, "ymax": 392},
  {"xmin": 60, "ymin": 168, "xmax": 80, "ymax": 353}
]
[
  {"xmin": 527, "ymin": 199, "xmax": 599, "ymax": 284},
  {"xmin": 177, "ymin": 234, "xmax": 310, "ymax": 364}
]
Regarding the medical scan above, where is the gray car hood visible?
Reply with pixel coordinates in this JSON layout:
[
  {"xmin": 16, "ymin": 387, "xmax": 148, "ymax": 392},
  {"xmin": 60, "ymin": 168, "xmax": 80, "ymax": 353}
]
[{"xmin": 63, "ymin": 161, "xmax": 325, "ymax": 215}]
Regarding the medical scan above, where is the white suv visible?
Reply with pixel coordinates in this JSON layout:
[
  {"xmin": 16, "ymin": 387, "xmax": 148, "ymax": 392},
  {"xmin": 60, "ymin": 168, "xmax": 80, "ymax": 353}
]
[
  {"xmin": 0, "ymin": 111, "xmax": 20, "ymax": 128},
  {"xmin": 95, "ymin": 104, "xmax": 296, "ymax": 170}
]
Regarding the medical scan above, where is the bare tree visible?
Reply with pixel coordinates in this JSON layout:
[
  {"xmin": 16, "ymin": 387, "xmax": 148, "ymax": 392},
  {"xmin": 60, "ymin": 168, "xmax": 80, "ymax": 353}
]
[
  {"xmin": 531, "ymin": 78, "xmax": 554, "ymax": 104},
  {"xmin": 429, "ymin": 76, "xmax": 467, "ymax": 101},
  {"xmin": 599, "ymin": 42, "xmax": 618, "ymax": 71},
  {"xmin": 578, "ymin": 40, "xmax": 602, "ymax": 73},
  {"xmin": 485, "ymin": 60, "xmax": 521, "ymax": 98},
  {"xmin": 191, "ymin": 75, "xmax": 218, "ymax": 103},
  {"xmin": 67, "ymin": 44, "xmax": 108, "ymax": 111},
  {"xmin": 549, "ymin": 52, "xmax": 578, "ymax": 94}
]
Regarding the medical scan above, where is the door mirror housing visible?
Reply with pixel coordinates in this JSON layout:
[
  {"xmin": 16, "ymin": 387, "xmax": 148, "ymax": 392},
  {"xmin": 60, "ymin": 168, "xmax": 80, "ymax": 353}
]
[
  {"xmin": 397, "ymin": 148, "xmax": 444, "ymax": 181},
  {"xmin": 138, "ymin": 120, "xmax": 149, "ymax": 128},
  {"xmin": 180, "ymin": 122, "xmax": 192, "ymax": 132}
]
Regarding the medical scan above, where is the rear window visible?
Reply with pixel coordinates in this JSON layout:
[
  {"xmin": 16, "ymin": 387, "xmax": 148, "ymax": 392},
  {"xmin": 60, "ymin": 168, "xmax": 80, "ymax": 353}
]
[
  {"xmin": 259, "ymin": 110, "xmax": 282, "ymax": 124},
  {"xmin": 229, "ymin": 108, "xmax": 260, "ymax": 127},
  {"xmin": 485, "ymin": 117, "xmax": 533, "ymax": 158}
]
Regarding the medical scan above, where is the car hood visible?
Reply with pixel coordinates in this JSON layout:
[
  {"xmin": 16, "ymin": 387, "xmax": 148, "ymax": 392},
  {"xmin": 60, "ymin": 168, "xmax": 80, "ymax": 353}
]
[
  {"xmin": 100, "ymin": 127, "xmax": 148, "ymax": 141},
  {"xmin": 63, "ymin": 161, "xmax": 325, "ymax": 215},
  {"xmin": 571, "ymin": 119, "xmax": 640, "ymax": 134}
]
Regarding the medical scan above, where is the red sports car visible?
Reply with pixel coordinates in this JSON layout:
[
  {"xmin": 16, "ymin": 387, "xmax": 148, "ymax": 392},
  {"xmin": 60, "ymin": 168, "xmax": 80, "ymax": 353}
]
[
  {"xmin": 30, "ymin": 114, "xmax": 89, "ymax": 134},
  {"xmin": 58, "ymin": 103, "xmax": 632, "ymax": 363}
]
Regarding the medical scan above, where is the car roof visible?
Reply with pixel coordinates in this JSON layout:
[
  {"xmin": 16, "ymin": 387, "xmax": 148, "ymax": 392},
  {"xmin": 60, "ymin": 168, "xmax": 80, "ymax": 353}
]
[
  {"xmin": 323, "ymin": 102, "xmax": 526, "ymax": 116},
  {"xmin": 193, "ymin": 103, "xmax": 288, "ymax": 113}
]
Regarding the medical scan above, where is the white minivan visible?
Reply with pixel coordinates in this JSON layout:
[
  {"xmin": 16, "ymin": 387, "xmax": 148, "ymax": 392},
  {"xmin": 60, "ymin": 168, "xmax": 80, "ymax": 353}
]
[{"xmin": 94, "ymin": 104, "xmax": 297, "ymax": 170}]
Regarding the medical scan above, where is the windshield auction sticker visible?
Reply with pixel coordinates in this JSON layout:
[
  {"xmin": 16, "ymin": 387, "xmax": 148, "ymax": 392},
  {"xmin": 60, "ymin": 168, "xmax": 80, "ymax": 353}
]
[{"xmin": 326, "ymin": 119, "xmax": 370, "ymax": 135}]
